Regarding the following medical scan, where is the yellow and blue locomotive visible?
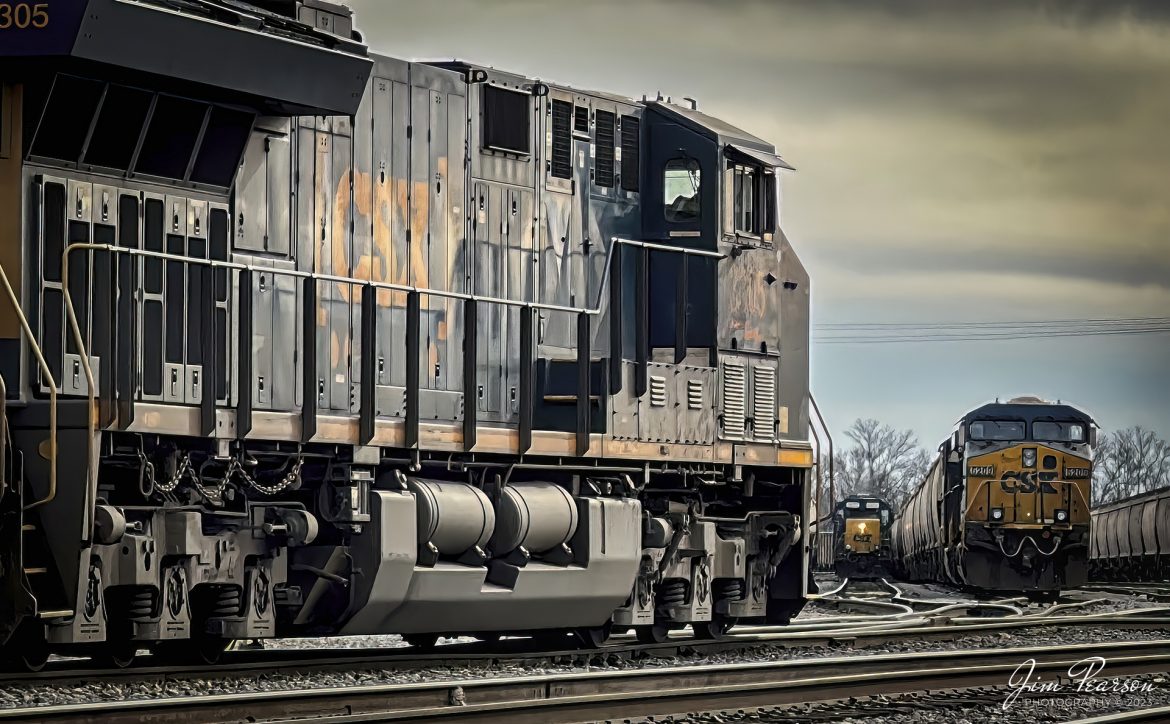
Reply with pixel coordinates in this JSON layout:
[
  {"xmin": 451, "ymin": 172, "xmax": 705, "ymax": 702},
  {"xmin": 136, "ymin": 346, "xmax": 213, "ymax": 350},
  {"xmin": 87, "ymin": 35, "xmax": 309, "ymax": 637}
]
[
  {"xmin": 831, "ymin": 495, "xmax": 892, "ymax": 580},
  {"xmin": 893, "ymin": 397, "xmax": 1094, "ymax": 594}
]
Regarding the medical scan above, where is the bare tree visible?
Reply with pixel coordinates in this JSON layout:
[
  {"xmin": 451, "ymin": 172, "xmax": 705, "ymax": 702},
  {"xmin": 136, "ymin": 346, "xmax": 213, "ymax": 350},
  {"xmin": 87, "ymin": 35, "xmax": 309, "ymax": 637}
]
[
  {"xmin": 831, "ymin": 418, "xmax": 930, "ymax": 510},
  {"xmin": 1093, "ymin": 427, "xmax": 1170, "ymax": 505}
]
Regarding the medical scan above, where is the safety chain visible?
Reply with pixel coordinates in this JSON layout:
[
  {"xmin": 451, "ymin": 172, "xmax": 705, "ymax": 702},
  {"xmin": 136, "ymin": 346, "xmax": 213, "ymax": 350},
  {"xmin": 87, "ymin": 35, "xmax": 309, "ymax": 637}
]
[
  {"xmin": 152, "ymin": 452, "xmax": 194, "ymax": 494},
  {"xmin": 229, "ymin": 455, "xmax": 303, "ymax": 496}
]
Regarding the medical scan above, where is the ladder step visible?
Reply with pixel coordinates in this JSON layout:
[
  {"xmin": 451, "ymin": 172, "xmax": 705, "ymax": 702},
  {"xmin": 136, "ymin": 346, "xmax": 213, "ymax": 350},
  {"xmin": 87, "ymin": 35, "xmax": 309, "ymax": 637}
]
[
  {"xmin": 37, "ymin": 609, "xmax": 73, "ymax": 619},
  {"xmin": 23, "ymin": 567, "xmax": 48, "ymax": 575},
  {"xmin": 543, "ymin": 394, "xmax": 601, "ymax": 403},
  {"xmin": 21, "ymin": 524, "xmax": 35, "ymax": 532}
]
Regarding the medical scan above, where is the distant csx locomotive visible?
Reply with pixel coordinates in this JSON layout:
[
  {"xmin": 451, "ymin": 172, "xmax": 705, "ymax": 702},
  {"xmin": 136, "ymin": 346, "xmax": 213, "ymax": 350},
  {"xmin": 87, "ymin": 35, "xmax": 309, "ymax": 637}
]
[
  {"xmin": 893, "ymin": 398, "xmax": 1094, "ymax": 596},
  {"xmin": 830, "ymin": 495, "xmax": 893, "ymax": 580},
  {"xmin": 0, "ymin": 0, "xmax": 815, "ymax": 668}
]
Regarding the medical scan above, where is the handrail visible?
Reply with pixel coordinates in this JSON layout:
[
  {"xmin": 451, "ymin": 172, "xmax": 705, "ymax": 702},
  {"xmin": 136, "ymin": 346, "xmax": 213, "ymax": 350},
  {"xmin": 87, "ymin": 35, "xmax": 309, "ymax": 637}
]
[
  {"xmin": 60, "ymin": 246, "xmax": 95, "ymax": 527},
  {"xmin": 0, "ymin": 373, "xmax": 6, "ymax": 498},
  {"xmin": 809, "ymin": 394, "xmax": 834, "ymax": 512},
  {"xmin": 0, "ymin": 262, "xmax": 57, "ymax": 512},
  {"xmin": 62, "ymin": 238, "xmax": 725, "ymax": 321},
  {"xmin": 57, "ymin": 236, "xmax": 728, "ymax": 460}
]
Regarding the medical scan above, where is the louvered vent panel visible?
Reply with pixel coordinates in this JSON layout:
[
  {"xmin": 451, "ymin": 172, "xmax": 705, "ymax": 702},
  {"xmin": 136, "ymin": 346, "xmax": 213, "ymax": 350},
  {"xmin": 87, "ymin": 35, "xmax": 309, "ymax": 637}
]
[
  {"xmin": 687, "ymin": 379, "xmax": 704, "ymax": 410},
  {"xmin": 550, "ymin": 100, "xmax": 573, "ymax": 179},
  {"xmin": 722, "ymin": 363, "xmax": 746, "ymax": 439},
  {"xmin": 594, "ymin": 110, "xmax": 616, "ymax": 188},
  {"xmin": 620, "ymin": 115, "xmax": 640, "ymax": 192},
  {"xmin": 574, "ymin": 105, "xmax": 589, "ymax": 133},
  {"xmin": 650, "ymin": 375, "xmax": 668, "ymax": 407},
  {"xmin": 753, "ymin": 365, "xmax": 776, "ymax": 440}
]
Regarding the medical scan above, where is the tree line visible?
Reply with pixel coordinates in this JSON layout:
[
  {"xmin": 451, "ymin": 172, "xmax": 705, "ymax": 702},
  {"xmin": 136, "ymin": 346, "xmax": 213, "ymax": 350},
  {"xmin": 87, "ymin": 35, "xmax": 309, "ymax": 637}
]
[{"xmin": 818, "ymin": 419, "xmax": 1169, "ymax": 515}]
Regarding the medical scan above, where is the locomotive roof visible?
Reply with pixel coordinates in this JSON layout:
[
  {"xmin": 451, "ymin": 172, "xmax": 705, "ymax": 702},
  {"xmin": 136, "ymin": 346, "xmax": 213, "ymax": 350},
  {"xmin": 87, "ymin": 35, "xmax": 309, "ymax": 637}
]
[
  {"xmin": 962, "ymin": 400, "xmax": 1095, "ymax": 425},
  {"xmin": 647, "ymin": 102, "xmax": 796, "ymax": 170}
]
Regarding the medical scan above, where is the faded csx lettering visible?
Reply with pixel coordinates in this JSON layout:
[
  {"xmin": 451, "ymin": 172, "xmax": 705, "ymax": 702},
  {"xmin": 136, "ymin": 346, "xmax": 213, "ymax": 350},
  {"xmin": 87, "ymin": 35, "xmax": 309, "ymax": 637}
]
[
  {"xmin": 999, "ymin": 471, "xmax": 1058, "ymax": 495},
  {"xmin": 852, "ymin": 533, "xmax": 873, "ymax": 543}
]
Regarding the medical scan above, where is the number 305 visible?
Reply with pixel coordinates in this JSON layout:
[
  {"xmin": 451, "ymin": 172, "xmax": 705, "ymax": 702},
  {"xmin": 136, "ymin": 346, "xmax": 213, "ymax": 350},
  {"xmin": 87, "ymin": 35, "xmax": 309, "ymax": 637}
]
[{"xmin": 0, "ymin": 3, "xmax": 50, "ymax": 29}]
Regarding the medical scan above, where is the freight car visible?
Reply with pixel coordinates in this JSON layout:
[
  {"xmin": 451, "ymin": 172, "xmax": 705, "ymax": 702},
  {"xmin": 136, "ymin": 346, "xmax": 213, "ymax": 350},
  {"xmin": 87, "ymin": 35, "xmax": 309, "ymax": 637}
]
[
  {"xmin": 1090, "ymin": 486, "xmax": 1170, "ymax": 581},
  {"xmin": 831, "ymin": 495, "xmax": 892, "ymax": 580},
  {"xmin": 0, "ymin": 0, "xmax": 815, "ymax": 669},
  {"xmin": 892, "ymin": 398, "xmax": 1094, "ymax": 595}
]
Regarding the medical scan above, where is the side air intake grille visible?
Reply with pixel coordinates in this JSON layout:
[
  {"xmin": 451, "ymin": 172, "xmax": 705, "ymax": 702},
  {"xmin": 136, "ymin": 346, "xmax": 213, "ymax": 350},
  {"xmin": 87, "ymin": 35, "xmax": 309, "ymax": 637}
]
[
  {"xmin": 620, "ymin": 115, "xmax": 640, "ymax": 192},
  {"xmin": 687, "ymin": 379, "xmax": 704, "ymax": 410},
  {"xmin": 550, "ymin": 99, "xmax": 572, "ymax": 179},
  {"xmin": 594, "ymin": 109, "xmax": 615, "ymax": 188},
  {"xmin": 650, "ymin": 375, "xmax": 667, "ymax": 407},
  {"xmin": 574, "ymin": 105, "xmax": 589, "ymax": 133},
  {"xmin": 722, "ymin": 362, "xmax": 746, "ymax": 439},
  {"xmin": 753, "ymin": 365, "xmax": 776, "ymax": 441}
]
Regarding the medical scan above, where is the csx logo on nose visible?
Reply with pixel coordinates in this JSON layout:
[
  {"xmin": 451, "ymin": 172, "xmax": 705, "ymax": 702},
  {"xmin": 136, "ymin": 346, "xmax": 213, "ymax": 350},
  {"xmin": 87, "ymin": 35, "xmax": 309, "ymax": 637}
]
[
  {"xmin": 853, "ymin": 533, "xmax": 872, "ymax": 543},
  {"xmin": 998, "ymin": 471, "xmax": 1058, "ymax": 494}
]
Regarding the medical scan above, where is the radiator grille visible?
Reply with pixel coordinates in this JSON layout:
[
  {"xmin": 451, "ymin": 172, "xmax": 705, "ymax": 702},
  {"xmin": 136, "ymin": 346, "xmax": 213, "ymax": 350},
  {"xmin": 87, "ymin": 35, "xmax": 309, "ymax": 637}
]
[
  {"xmin": 687, "ymin": 378, "xmax": 704, "ymax": 410},
  {"xmin": 753, "ymin": 365, "xmax": 776, "ymax": 440},
  {"xmin": 722, "ymin": 362, "xmax": 746, "ymax": 439},
  {"xmin": 650, "ymin": 375, "xmax": 667, "ymax": 407},
  {"xmin": 620, "ymin": 115, "xmax": 640, "ymax": 192},
  {"xmin": 550, "ymin": 99, "xmax": 572, "ymax": 179},
  {"xmin": 594, "ymin": 110, "xmax": 616, "ymax": 188}
]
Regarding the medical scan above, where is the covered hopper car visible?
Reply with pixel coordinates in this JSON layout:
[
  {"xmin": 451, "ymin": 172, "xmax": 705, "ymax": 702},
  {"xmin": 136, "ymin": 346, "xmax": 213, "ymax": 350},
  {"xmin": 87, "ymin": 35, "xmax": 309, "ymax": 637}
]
[{"xmin": 1090, "ymin": 487, "xmax": 1170, "ymax": 581}]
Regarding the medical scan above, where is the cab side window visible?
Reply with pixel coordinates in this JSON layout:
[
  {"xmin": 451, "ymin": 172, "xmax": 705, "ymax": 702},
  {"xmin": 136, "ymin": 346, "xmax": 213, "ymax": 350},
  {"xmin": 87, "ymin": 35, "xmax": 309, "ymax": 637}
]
[
  {"xmin": 664, "ymin": 158, "xmax": 701, "ymax": 222},
  {"xmin": 731, "ymin": 162, "xmax": 776, "ymax": 237}
]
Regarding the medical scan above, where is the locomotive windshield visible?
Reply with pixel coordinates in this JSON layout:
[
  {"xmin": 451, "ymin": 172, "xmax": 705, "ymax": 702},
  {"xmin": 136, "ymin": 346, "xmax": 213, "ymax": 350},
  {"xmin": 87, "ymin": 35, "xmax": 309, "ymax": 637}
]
[
  {"xmin": 969, "ymin": 420, "xmax": 1025, "ymax": 441},
  {"xmin": 1033, "ymin": 421, "xmax": 1086, "ymax": 442}
]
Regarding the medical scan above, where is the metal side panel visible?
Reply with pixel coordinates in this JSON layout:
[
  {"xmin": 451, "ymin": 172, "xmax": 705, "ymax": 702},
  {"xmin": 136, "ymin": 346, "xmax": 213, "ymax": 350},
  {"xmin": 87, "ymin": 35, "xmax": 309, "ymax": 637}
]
[
  {"xmin": 678, "ymin": 365, "xmax": 714, "ymax": 445},
  {"xmin": 350, "ymin": 82, "xmax": 375, "ymax": 414},
  {"xmin": 330, "ymin": 129, "xmax": 353, "ymax": 412}
]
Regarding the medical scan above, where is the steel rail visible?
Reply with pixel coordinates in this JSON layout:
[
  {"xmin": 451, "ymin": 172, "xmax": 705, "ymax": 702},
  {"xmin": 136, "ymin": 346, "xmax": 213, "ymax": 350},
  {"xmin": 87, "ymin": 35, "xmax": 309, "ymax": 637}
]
[
  {"xmin": 8, "ymin": 608, "xmax": 1169, "ymax": 688},
  {"xmin": 1070, "ymin": 706, "xmax": 1170, "ymax": 723},
  {"xmin": 3, "ymin": 641, "xmax": 1169, "ymax": 723}
]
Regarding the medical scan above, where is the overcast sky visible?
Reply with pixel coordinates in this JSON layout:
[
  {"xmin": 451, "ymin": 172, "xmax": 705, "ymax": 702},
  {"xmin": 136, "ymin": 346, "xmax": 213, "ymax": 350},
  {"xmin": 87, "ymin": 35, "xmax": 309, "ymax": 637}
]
[{"xmin": 348, "ymin": 0, "xmax": 1170, "ymax": 448}]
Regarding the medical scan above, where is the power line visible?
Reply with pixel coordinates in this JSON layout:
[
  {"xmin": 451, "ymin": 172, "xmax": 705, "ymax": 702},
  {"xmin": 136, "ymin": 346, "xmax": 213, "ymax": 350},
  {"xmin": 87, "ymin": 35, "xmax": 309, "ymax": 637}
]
[
  {"xmin": 815, "ymin": 316, "xmax": 1170, "ymax": 330},
  {"xmin": 815, "ymin": 325, "xmax": 1170, "ymax": 345}
]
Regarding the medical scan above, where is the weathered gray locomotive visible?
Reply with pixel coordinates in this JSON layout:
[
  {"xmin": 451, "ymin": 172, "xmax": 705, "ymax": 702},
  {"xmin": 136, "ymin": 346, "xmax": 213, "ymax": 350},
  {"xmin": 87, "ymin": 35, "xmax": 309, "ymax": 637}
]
[{"xmin": 0, "ymin": 0, "xmax": 815, "ymax": 668}]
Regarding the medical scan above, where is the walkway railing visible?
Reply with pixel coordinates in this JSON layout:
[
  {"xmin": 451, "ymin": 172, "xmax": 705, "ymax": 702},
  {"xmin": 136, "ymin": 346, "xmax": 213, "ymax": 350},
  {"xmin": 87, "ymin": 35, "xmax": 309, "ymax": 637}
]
[{"xmin": 58, "ymin": 237, "xmax": 723, "ymax": 460}]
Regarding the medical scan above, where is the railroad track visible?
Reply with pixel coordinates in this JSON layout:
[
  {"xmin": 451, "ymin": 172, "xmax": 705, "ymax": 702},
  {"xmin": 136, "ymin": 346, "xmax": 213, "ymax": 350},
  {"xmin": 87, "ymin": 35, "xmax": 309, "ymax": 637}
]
[
  {"xmin": 4, "ymin": 640, "xmax": 1169, "ymax": 723},
  {"xmin": 6, "ymin": 605, "xmax": 1169, "ymax": 689}
]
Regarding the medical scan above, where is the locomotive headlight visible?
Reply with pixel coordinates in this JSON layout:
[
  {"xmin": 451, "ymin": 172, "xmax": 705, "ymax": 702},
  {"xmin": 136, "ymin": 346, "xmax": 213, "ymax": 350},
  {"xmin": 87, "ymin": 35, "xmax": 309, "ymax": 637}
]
[
  {"xmin": 1022, "ymin": 448, "xmax": 1037, "ymax": 468},
  {"xmin": 845, "ymin": 544, "xmax": 853, "ymax": 551},
  {"xmin": 991, "ymin": 508, "xmax": 1005, "ymax": 521},
  {"xmin": 1055, "ymin": 508, "xmax": 1069, "ymax": 523}
]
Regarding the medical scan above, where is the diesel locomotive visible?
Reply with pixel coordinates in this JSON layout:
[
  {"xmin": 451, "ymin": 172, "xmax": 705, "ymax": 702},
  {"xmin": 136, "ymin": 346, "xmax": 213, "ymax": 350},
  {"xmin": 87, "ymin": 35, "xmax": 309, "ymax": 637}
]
[
  {"xmin": 892, "ymin": 398, "xmax": 1094, "ymax": 595},
  {"xmin": 0, "ymin": 0, "xmax": 815, "ymax": 668},
  {"xmin": 830, "ymin": 495, "xmax": 892, "ymax": 580}
]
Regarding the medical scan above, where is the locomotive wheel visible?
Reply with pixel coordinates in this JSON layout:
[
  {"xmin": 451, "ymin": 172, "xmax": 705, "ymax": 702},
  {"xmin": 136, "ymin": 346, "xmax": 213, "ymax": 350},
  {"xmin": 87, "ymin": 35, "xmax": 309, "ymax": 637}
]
[
  {"xmin": 692, "ymin": 616, "xmax": 735, "ymax": 640},
  {"xmin": 97, "ymin": 640, "xmax": 140, "ymax": 669},
  {"xmin": 403, "ymin": 633, "xmax": 439, "ymax": 649},
  {"xmin": 635, "ymin": 623, "xmax": 671, "ymax": 644},
  {"xmin": 152, "ymin": 635, "xmax": 230, "ymax": 665},
  {"xmin": 4, "ymin": 625, "xmax": 49, "ymax": 672},
  {"xmin": 574, "ymin": 620, "xmax": 613, "ymax": 649}
]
